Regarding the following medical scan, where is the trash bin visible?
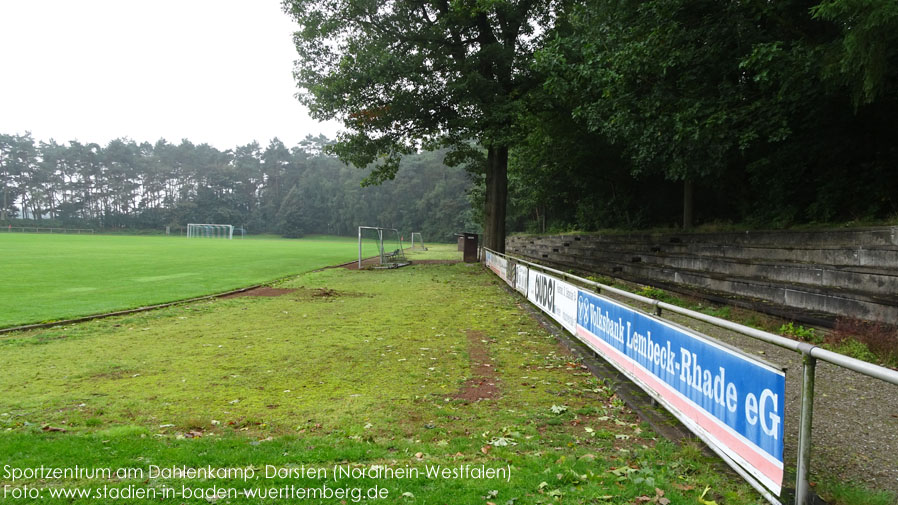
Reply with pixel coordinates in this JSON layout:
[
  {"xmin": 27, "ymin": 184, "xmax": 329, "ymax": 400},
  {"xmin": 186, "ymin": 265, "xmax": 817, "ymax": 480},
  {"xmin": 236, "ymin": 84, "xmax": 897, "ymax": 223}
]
[{"xmin": 462, "ymin": 233, "xmax": 478, "ymax": 263}]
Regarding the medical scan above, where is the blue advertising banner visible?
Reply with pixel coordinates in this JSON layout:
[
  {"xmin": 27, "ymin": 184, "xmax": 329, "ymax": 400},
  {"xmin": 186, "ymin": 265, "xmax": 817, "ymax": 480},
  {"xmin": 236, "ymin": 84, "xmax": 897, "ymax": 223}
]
[{"xmin": 575, "ymin": 289, "xmax": 785, "ymax": 494}]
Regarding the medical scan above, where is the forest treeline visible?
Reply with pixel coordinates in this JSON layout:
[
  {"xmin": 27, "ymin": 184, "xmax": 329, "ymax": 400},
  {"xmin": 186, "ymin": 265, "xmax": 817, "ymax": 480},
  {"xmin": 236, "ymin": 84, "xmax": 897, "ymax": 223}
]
[
  {"xmin": 506, "ymin": 0, "xmax": 898, "ymax": 232},
  {"xmin": 0, "ymin": 133, "xmax": 475, "ymax": 242}
]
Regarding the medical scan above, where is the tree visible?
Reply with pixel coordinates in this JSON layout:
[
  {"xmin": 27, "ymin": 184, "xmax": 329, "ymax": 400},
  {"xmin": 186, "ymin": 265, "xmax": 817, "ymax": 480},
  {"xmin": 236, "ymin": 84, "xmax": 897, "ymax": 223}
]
[
  {"xmin": 534, "ymin": 0, "xmax": 836, "ymax": 228},
  {"xmin": 0, "ymin": 134, "xmax": 14, "ymax": 220},
  {"xmin": 3, "ymin": 134, "xmax": 36, "ymax": 220},
  {"xmin": 283, "ymin": 0, "xmax": 563, "ymax": 252},
  {"xmin": 812, "ymin": 0, "xmax": 898, "ymax": 106}
]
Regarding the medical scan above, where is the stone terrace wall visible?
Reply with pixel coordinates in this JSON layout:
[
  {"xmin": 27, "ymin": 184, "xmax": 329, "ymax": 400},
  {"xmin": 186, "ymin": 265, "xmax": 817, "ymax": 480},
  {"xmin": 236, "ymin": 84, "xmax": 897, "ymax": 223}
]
[{"xmin": 506, "ymin": 227, "xmax": 898, "ymax": 325}]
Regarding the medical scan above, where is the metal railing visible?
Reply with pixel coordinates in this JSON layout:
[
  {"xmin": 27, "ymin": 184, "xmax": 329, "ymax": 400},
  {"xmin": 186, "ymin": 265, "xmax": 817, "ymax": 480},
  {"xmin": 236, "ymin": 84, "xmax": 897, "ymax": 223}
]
[{"xmin": 483, "ymin": 247, "xmax": 898, "ymax": 505}]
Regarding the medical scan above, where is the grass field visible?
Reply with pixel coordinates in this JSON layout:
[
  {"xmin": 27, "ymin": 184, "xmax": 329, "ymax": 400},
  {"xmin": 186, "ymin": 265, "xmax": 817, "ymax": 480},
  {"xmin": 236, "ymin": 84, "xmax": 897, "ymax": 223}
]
[
  {"xmin": 0, "ymin": 262, "xmax": 762, "ymax": 504},
  {"xmin": 0, "ymin": 233, "xmax": 385, "ymax": 328},
  {"xmin": 404, "ymin": 243, "xmax": 465, "ymax": 260}
]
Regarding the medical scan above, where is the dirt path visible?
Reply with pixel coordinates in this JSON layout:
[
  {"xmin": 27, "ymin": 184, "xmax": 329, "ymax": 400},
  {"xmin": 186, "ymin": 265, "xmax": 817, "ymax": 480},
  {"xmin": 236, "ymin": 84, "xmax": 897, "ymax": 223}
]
[
  {"xmin": 454, "ymin": 330, "xmax": 500, "ymax": 402},
  {"xmin": 220, "ymin": 287, "xmax": 295, "ymax": 298}
]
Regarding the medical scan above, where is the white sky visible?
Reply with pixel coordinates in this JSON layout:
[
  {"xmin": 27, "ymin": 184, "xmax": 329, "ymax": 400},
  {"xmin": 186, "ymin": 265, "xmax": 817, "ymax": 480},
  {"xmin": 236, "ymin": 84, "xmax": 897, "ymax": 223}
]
[{"xmin": 0, "ymin": 0, "xmax": 341, "ymax": 150}]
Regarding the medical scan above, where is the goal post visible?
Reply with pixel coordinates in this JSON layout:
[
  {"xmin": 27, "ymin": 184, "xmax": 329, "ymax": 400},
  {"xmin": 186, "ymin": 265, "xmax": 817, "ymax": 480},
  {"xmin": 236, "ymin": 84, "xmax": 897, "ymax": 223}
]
[
  {"xmin": 187, "ymin": 223, "xmax": 234, "ymax": 239},
  {"xmin": 409, "ymin": 232, "xmax": 425, "ymax": 250},
  {"xmin": 358, "ymin": 226, "xmax": 405, "ymax": 268}
]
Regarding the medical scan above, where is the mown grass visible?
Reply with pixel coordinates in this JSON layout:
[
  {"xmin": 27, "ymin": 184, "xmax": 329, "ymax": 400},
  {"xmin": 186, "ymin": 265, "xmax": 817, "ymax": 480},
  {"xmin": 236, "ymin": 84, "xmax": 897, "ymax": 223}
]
[
  {"xmin": 0, "ymin": 263, "xmax": 763, "ymax": 504},
  {"xmin": 404, "ymin": 242, "xmax": 463, "ymax": 260},
  {"xmin": 0, "ymin": 233, "xmax": 378, "ymax": 328}
]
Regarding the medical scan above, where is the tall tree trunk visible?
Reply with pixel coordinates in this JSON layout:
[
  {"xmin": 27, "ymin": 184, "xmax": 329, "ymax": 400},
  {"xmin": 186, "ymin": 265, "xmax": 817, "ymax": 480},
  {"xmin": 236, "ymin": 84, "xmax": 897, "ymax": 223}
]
[
  {"xmin": 483, "ymin": 145, "xmax": 508, "ymax": 253},
  {"xmin": 682, "ymin": 179, "xmax": 694, "ymax": 230}
]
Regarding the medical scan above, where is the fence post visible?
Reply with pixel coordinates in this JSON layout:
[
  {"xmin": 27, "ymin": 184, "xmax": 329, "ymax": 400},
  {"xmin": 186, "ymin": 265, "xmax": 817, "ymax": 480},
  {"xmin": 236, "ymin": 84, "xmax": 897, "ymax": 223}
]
[{"xmin": 795, "ymin": 345, "xmax": 817, "ymax": 505}]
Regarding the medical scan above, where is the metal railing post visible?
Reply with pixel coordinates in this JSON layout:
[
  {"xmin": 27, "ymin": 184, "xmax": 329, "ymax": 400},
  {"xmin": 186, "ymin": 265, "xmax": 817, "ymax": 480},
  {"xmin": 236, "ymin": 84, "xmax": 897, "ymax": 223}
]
[{"xmin": 795, "ymin": 345, "xmax": 817, "ymax": 505}]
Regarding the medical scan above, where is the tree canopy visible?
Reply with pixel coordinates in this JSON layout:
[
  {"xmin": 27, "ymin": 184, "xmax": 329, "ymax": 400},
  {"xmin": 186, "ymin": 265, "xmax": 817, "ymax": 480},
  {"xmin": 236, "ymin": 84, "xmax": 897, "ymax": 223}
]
[
  {"xmin": 507, "ymin": 0, "xmax": 898, "ymax": 232},
  {"xmin": 283, "ymin": 0, "xmax": 565, "ymax": 251}
]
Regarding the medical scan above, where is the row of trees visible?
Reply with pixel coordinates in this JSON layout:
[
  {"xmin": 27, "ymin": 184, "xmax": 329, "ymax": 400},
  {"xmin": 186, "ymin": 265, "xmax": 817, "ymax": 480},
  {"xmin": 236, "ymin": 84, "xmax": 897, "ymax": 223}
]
[
  {"xmin": 508, "ymin": 0, "xmax": 898, "ymax": 232},
  {"xmin": 286, "ymin": 0, "xmax": 898, "ymax": 248},
  {"xmin": 0, "ymin": 133, "xmax": 475, "ymax": 242}
]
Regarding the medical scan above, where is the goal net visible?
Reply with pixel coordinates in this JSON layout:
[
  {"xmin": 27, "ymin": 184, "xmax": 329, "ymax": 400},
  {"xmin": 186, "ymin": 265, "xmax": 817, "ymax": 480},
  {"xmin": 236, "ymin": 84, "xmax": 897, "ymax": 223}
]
[
  {"xmin": 358, "ymin": 226, "xmax": 406, "ymax": 268},
  {"xmin": 409, "ymin": 232, "xmax": 426, "ymax": 250},
  {"xmin": 187, "ymin": 223, "xmax": 234, "ymax": 239}
]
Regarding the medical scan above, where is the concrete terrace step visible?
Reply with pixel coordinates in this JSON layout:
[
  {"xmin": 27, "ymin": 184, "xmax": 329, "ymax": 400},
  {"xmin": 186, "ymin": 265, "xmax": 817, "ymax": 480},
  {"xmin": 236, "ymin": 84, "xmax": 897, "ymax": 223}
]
[
  {"xmin": 513, "ymin": 226, "xmax": 898, "ymax": 249},
  {"xmin": 507, "ymin": 243, "xmax": 898, "ymax": 324},
  {"xmin": 507, "ymin": 245, "xmax": 898, "ymax": 296},
  {"xmin": 511, "ymin": 233, "xmax": 898, "ymax": 269}
]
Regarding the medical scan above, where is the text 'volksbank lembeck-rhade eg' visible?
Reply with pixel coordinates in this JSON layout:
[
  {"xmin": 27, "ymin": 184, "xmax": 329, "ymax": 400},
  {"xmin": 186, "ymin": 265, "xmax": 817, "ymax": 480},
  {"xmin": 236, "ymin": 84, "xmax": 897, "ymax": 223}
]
[
  {"xmin": 531, "ymin": 272, "xmax": 782, "ymax": 447},
  {"xmin": 576, "ymin": 289, "xmax": 784, "ymax": 453}
]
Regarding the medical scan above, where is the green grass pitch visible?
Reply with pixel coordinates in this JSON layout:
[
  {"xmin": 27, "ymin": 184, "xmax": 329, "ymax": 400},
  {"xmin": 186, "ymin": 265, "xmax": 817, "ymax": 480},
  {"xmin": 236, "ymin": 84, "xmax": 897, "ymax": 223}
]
[
  {"xmin": 0, "ymin": 233, "xmax": 378, "ymax": 328},
  {"xmin": 0, "ymin": 263, "xmax": 762, "ymax": 504}
]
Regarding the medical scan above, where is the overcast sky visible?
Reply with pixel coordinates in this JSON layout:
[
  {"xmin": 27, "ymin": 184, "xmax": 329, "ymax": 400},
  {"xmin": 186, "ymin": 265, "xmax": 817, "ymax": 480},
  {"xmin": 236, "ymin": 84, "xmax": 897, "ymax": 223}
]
[{"xmin": 0, "ymin": 0, "xmax": 341, "ymax": 150}]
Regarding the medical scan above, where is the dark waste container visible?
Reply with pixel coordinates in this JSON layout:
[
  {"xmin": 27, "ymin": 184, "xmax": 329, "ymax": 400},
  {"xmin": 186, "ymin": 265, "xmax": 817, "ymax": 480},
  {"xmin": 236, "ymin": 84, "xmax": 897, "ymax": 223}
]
[{"xmin": 462, "ymin": 233, "xmax": 478, "ymax": 263}]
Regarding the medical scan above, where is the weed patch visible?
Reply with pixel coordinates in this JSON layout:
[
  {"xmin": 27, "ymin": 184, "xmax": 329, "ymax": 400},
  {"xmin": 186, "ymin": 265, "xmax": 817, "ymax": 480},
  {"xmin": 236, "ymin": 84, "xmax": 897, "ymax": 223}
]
[
  {"xmin": 779, "ymin": 322, "xmax": 822, "ymax": 344},
  {"xmin": 830, "ymin": 318, "xmax": 898, "ymax": 367}
]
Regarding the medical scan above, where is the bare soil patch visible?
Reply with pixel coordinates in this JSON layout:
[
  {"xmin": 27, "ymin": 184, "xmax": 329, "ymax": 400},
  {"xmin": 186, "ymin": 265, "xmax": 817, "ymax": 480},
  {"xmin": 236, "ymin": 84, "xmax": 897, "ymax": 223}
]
[
  {"xmin": 312, "ymin": 287, "xmax": 339, "ymax": 298},
  {"xmin": 222, "ymin": 287, "xmax": 296, "ymax": 298},
  {"xmin": 454, "ymin": 330, "xmax": 500, "ymax": 402},
  {"xmin": 338, "ymin": 257, "xmax": 381, "ymax": 270}
]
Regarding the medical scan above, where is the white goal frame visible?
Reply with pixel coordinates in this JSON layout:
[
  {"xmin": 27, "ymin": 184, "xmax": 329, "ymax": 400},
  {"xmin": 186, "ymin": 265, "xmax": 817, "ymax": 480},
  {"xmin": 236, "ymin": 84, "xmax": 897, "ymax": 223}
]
[
  {"xmin": 187, "ymin": 223, "xmax": 234, "ymax": 239},
  {"xmin": 409, "ymin": 232, "xmax": 425, "ymax": 249},
  {"xmin": 358, "ymin": 226, "xmax": 405, "ymax": 268}
]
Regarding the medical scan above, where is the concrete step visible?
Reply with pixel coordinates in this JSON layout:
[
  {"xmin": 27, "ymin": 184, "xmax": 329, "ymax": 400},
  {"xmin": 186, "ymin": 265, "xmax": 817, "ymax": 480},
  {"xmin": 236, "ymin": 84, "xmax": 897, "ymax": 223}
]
[
  {"xmin": 506, "ymin": 228, "xmax": 898, "ymax": 324},
  {"xmin": 509, "ymin": 235, "xmax": 898, "ymax": 269},
  {"xmin": 512, "ymin": 226, "xmax": 898, "ymax": 249},
  {"xmin": 508, "ymin": 245, "xmax": 898, "ymax": 296},
  {"xmin": 507, "ymin": 248, "xmax": 898, "ymax": 324}
]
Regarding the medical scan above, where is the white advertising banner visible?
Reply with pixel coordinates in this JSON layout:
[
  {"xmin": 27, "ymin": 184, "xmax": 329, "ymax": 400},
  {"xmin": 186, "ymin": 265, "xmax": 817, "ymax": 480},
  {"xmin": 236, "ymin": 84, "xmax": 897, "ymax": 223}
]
[
  {"xmin": 527, "ymin": 269, "xmax": 578, "ymax": 334},
  {"xmin": 515, "ymin": 264, "xmax": 528, "ymax": 295},
  {"xmin": 485, "ymin": 251, "xmax": 507, "ymax": 280},
  {"xmin": 504, "ymin": 260, "xmax": 518, "ymax": 288}
]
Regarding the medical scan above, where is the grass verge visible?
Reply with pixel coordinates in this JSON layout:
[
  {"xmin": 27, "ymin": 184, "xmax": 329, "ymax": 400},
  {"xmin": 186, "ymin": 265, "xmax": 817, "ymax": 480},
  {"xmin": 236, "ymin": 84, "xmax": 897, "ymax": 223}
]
[{"xmin": 0, "ymin": 263, "xmax": 763, "ymax": 504}]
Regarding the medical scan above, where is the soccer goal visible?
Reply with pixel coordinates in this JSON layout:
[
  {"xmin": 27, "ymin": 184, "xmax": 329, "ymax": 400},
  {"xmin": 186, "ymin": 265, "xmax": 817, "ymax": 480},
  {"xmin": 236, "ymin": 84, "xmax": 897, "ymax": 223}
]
[
  {"xmin": 409, "ymin": 232, "xmax": 427, "ymax": 250},
  {"xmin": 358, "ymin": 226, "xmax": 407, "ymax": 268},
  {"xmin": 187, "ymin": 223, "xmax": 234, "ymax": 239}
]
